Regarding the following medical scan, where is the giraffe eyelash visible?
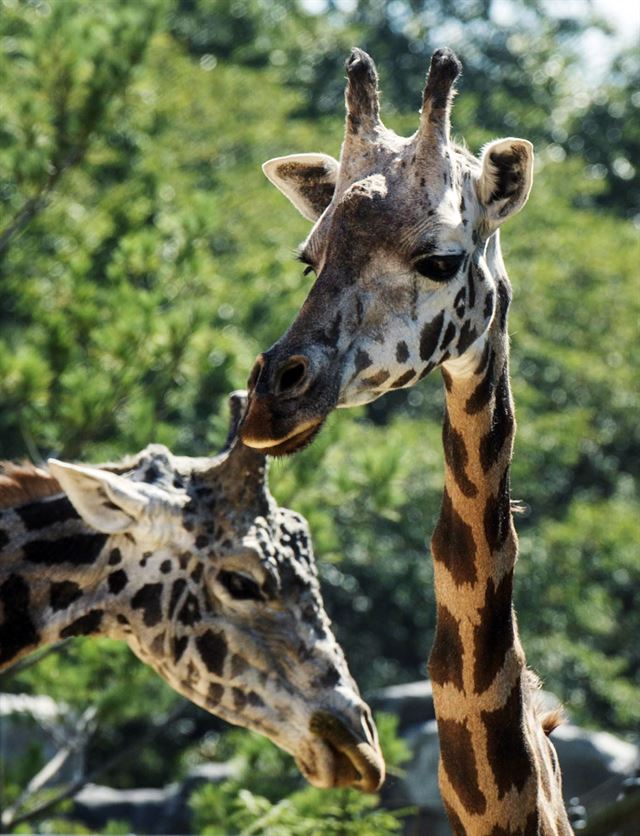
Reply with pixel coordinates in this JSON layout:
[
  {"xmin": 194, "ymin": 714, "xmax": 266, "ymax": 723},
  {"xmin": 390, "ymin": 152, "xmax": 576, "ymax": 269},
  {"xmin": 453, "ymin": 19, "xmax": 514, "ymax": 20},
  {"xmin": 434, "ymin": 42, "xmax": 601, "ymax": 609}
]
[{"xmin": 294, "ymin": 250, "xmax": 316, "ymax": 276}]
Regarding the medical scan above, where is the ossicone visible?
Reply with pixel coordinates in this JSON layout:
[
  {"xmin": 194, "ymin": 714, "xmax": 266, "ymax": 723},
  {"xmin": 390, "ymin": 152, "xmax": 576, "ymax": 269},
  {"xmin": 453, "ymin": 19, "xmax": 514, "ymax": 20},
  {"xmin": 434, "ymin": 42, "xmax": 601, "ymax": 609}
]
[
  {"xmin": 344, "ymin": 47, "xmax": 381, "ymax": 138},
  {"xmin": 418, "ymin": 47, "xmax": 462, "ymax": 148}
]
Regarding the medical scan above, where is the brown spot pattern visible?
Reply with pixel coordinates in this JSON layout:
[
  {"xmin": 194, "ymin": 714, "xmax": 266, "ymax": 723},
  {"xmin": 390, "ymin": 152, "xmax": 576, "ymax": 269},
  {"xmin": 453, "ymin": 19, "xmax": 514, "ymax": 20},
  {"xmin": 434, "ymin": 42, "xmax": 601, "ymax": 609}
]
[
  {"xmin": 420, "ymin": 311, "xmax": 444, "ymax": 361},
  {"xmin": 482, "ymin": 680, "xmax": 533, "ymax": 799},
  {"xmin": 468, "ymin": 264, "xmax": 477, "ymax": 308},
  {"xmin": 196, "ymin": 629, "xmax": 227, "ymax": 676},
  {"xmin": 107, "ymin": 570, "xmax": 127, "ymax": 595},
  {"xmin": 168, "ymin": 578, "xmax": 187, "ymax": 618},
  {"xmin": 207, "ymin": 682, "xmax": 224, "ymax": 706},
  {"xmin": 362, "ymin": 369, "xmax": 390, "ymax": 387},
  {"xmin": 440, "ymin": 321, "xmax": 456, "ymax": 350},
  {"xmin": 456, "ymin": 320, "xmax": 478, "ymax": 354},
  {"xmin": 173, "ymin": 635, "xmax": 188, "ymax": 663},
  {"xmin": 49, "ymin": 581, "xmax": 82, "ymax": 611},
  {"xmin": 432, "ymin": 490, "xmax": 477, "ymax": 586},
  {"xmin": 131, "ymin": 583, "xmax": 163, "ymax": 627},
  {"xmin": 178, "ymin": 593, "xmax": 201, "ymax": 626},
  {"xmin": 150, "ymin": 632, "xmax": 165, "ymax": 656},
  {"xmin": 108, "ymin": 548, "xmax": 122, "ymax": 565},
  {"xmin": 484, "ymin": 288, "xmax": 495, "ymax": 320},
  {"xmin": 473, "ymin": 571, "xmax": 514, "ymax": 695},
  {"xmin": 395, "ymin": 341, "xmax": 409, "ymax": 363},
  {"xmin": 443, "ymin": 410, "xmax": 478, "ymax": 498},
  {"xmin": 0, "ymin": 574, "xmax": 39, "ymax": 665},
  {"xmin": 438, "ymin": 718, "xmax": 487, "ymax": 815},
  {"xmin": 496, "ymin": 280, "xmax": 511, "ymax": 331},
  {"xmin": 17, "ymin": 495, "xmax": 77, "ymax": 530},
  {"xmin": 483, "ymin": 468, "xmax": 512, "ymax": 555},
  {"xmin": 429, "ymin": 605, "xmax": 464, "ymax": 691},
  {"xmin": 232, "ymin": 687, "xmax": 247, "ymax": 711},
  {"xmin": 60, "ymin": 609, "xmax": 103, "ymax": 638},
  {"xmin": 23, "ymin": 533, "xmax": 107, "ymax": 567},
  {"xmin": 231, "ymin": 654, "xmax": 248, "ymax": 677},
  {"xmin": 465, "ymin": 351, "xmax": 495, "ymax": 415},
  {"xmin": 390, "ymin": 369, "xmax": 416, "ymax": 388},
  {"xmin": 479, "ymin": 365, "xmax": 514, "ymax": 472}
]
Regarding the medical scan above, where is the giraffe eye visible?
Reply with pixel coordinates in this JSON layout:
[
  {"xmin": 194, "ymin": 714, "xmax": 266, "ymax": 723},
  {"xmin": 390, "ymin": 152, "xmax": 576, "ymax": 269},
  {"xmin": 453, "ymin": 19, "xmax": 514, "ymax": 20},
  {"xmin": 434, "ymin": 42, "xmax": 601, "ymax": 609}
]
[
  {"xmin": 218, "ymin": 570, "xmax": 263, "ymax": 601},
  {"xmin": 415, "ymin": 254, "xmax": 464, "ymax": 282}
]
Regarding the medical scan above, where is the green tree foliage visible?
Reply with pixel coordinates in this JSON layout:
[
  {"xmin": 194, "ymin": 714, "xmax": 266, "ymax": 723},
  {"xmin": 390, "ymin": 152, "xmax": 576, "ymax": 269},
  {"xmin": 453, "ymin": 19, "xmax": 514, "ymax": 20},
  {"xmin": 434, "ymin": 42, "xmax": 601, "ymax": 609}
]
[
  {"xmin": 568, "ymin": 48, "xmax": 640, "ymax": 219},
  {"xmin": 1, "ymin": 0, "xmax": 638, "ymax": 832},
  {"xmin": 188, "ymin": 714, "xmax": 410, "ymax": 834}
]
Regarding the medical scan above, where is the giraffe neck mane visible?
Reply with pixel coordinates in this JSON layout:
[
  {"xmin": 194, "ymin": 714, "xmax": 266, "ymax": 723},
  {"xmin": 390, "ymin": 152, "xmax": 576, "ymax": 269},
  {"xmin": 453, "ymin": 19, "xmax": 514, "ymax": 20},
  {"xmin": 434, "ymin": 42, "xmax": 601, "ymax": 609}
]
[{"xmin": 0, "ymin": 463, "xmax": 62, "ymax": 510}]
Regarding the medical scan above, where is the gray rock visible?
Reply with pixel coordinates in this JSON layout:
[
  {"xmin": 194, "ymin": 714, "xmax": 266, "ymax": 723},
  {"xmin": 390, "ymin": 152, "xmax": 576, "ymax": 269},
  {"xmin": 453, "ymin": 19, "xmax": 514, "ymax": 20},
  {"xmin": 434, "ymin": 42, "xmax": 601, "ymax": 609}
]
[
  {"xmin": 71, "ymin": 761, "xmax": 237, "ymax": 835},
  {"xmin": 401, "ymin": 719, "xmax": 442, "ymax": 808},
  {"xmin": 73, "ymin": 783, "xmax": 178, "ymax": 833},
  {"xmin": 552, "ymin": 723, "xmax": 639, "ymax": 807},
  {"xmin": 0, "ymin": 692, "xmax": 84, "ymax": 787},
  {"xmin": 370, "ymin": 680, "xmax": 435, "ymax": 731}
]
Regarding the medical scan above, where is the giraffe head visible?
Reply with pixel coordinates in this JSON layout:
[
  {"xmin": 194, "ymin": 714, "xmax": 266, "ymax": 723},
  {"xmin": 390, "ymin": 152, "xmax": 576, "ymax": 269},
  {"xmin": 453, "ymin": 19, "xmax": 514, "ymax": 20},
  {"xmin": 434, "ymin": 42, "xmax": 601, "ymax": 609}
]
[
  {"xmin": 241, "ymin": 48, "xmax": 533, "ymax": 454},
  {"xmin": 41, "ymin": 393, "xmax": 384, "ymax": 792}
]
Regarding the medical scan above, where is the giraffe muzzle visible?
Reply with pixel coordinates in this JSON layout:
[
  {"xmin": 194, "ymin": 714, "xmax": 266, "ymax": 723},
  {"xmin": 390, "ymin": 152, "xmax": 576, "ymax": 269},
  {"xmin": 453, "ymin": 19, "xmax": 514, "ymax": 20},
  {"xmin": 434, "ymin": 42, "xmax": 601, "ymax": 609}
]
[
  {"xmin": 242, "ymin": 351, "xmax": 338, "ymax": 456},
  {"xmin": 308, "ymin": 709, "xmax": 385, "ymax": 793}
]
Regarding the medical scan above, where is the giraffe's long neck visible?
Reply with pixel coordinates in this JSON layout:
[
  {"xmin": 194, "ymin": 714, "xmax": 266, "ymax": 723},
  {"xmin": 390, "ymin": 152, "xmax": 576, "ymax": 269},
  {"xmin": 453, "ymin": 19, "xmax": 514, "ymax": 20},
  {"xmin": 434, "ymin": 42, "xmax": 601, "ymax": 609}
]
[
  {"xmin": 0, "ymin": 494, "xmax": 124, "ymax": 670},
  {"xmin": 428, "ymin": 263, "xmax": 571, "ymax": 834}
]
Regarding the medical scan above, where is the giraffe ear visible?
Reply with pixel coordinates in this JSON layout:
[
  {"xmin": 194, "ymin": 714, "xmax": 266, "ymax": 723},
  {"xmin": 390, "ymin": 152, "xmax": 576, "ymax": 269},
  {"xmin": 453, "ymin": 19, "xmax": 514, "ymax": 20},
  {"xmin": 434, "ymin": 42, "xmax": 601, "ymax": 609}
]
[
  {"xmin": 476, "ymin": 138, "xmax": 534, "ymax": 225},
  {"xmin": 47, "ymin": 460, "xmax": 150, "ymax": 534},
  {"xmin": 262, "ymin": 153, "xmax": 339, "ymax": 221}
]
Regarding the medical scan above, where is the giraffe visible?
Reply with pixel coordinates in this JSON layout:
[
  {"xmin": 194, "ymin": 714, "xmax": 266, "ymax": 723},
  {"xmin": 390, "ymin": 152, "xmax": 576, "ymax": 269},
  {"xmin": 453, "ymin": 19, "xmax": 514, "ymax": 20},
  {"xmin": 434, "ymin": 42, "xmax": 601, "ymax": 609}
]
[
  {"xmin": 240, "ymin": 48, "xmax": 572, "ymax": 834},
  {"xmin": 0, "ymin": 392, "xmax": 384, "ymax": 794}
]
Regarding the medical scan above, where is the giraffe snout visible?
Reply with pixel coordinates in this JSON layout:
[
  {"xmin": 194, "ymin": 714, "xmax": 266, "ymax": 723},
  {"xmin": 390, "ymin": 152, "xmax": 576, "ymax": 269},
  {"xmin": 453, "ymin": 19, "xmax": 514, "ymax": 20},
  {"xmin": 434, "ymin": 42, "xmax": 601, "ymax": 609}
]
[
  {"xmin": 242, "ymin": 348, "xmax": 337, "ymax": 456},
  {"xmin": 248, "ymin": 352, "xmax": 312, "ymax": 399},
  {"xmin": 308, "ymin": 707, "xmax": 385, "ymax": 793}
]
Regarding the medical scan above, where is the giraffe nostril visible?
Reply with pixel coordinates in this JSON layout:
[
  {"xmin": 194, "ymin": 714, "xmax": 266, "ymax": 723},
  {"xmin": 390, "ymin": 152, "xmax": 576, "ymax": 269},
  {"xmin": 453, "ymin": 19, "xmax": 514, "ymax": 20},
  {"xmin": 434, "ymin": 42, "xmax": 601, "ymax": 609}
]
[
  {"xmin": 247, "ymin": 356, "xmax": 264, "ymax": 391},
  {"xmin": 275, "ymin": 356, "xmax": 309, "ymax": 396}
]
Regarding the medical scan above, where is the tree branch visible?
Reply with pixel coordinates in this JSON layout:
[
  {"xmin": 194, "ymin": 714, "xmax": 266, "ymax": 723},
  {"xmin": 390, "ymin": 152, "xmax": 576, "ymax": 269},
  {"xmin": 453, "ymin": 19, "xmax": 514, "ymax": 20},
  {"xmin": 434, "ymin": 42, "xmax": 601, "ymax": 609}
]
[
  {"xmin": 0, "ymin": 145, "xmax": 84, "ymax": 255},
  {"xmin": 2, "ymin": 702, "xmax": 187, "ymax": 831},
  {"xmin": 1, "ymin": 706, "xmax": 97, "ymax": 829}
]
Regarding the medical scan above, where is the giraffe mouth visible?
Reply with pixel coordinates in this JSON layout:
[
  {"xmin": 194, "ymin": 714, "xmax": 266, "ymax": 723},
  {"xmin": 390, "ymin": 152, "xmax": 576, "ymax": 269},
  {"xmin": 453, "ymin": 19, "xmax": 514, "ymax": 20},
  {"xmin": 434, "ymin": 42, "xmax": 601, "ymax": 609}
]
[
  {"xmin": 305, "ymin": 710, "xmax": 385, "ymax": 793},
  {"xmin": 242, "ymin": 418, "xmax": 325, "ymax": 458}
]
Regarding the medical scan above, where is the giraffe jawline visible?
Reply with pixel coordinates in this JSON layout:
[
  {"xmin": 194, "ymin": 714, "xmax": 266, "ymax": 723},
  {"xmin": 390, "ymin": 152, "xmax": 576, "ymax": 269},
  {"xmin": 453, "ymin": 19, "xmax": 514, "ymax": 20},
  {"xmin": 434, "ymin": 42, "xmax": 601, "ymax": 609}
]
[{"xmin": 260, "ymin": 419, "xmax": 325, "ymax": 458}]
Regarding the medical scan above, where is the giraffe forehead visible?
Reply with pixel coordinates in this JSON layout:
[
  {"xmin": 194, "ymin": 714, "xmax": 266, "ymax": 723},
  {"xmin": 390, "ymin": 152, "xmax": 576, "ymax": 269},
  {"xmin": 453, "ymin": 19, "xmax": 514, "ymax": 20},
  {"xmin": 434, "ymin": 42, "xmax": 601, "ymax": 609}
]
[
  {"xmin": 184, "ymin": 500, "xmax": 317, "ymax": 587},
  {"xmin": 310, "ymin": 165, "xmax": 471, "ymax": 268}
]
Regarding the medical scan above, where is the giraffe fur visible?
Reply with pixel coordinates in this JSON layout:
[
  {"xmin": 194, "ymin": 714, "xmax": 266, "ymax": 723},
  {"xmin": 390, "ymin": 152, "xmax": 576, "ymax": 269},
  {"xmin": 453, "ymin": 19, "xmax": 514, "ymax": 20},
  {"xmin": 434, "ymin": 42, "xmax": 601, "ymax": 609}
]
[
  {"xmin": 241, "ymin": 47, "xmax": 572, "ymax": 834},
  {"xmin": 0, "ymin": 393, "xmax": 384, "ymax": 793}
]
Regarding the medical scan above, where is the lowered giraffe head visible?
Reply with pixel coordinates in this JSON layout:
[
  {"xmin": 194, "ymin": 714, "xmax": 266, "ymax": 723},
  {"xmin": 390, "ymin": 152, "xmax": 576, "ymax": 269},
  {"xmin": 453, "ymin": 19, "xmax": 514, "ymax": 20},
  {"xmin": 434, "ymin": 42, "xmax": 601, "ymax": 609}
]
[
  {"xmin": 241, "ymin": 48, "xmax": 533, "ymax": 454},
  {"xmin": 0, "ymin": 393, "xmax": 384, "ymax": 792}
]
